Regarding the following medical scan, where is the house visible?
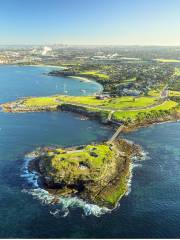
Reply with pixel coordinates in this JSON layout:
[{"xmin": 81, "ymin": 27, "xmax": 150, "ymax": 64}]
[{"xmin": 96, "ymin": 94, "xmax": 111, "ymax": 100}]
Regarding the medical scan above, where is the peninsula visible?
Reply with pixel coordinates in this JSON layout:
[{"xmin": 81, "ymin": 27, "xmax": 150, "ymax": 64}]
[{"xmin": 1, "ymin": 61, "xmax": 180, "ymax": 209}]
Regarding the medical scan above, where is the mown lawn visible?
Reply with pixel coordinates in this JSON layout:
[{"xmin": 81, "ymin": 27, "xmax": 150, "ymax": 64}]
[
  {"xmin": 57, "ymin": 96, "xmax": 158, "ymax": 110},
  {"xmin": 23, "ymin": 97, "xmax": 57, "ymax": 107},
  {"xmin": 112, "ymin": 100, "xmax": 178, "ymax": 121}
]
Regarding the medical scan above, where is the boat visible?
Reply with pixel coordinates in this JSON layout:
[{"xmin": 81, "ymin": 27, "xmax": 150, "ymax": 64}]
[
  {"xmin": 80, "ymin": 116, "xmax": 88, "ymax": 121},
  {"xmin": 80, "ymin": 89, "xmax": 86, "ymax": 93},
  {"xmin": 63, "ymin": 84, "xmax": 68, "ymax": 94}
]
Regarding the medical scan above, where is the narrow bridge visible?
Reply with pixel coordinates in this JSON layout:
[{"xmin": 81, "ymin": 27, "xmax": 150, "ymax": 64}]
[
  {"xmin": 107, "ymin": 110, "xmax": 114, "ymax": 121},
  {"xmin": 107, "ymin": 125, "xmax": 124, "ymax": 144}
]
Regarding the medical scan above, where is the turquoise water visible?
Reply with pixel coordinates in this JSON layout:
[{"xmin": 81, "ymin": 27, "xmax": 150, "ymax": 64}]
[{"xmin": 0, "ymin": 66, "xmax": 180, "ymax": 238}]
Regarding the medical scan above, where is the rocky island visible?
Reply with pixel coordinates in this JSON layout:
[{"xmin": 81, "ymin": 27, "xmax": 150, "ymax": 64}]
[
  {"xmin": 28, "ymin": 140, "xmax": 142, "ymax": 208},
  {"xmin": 1, "ymin": 62, "xmax": 180, "ymax": 209}
]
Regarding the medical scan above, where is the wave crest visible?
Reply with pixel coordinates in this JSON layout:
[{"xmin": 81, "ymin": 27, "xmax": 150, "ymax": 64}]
[{"xmin": 21, "ymin": 151, "xmax": 110, "ymax": 217}]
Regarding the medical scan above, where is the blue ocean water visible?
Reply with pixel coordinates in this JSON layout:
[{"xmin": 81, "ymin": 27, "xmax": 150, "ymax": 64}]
[
  {"xmin": 0, "ymin": 65, "xmax": 102, "ymax": 103},
  {"xmin": 0, "ymin": 65, "xmax": 180, "ymax": 238}
]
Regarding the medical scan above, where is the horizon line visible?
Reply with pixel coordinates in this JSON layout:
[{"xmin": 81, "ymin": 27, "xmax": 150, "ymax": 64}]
[{"xmin": 1, "ymin": 43, "xmax": 180, "ymax": 47}]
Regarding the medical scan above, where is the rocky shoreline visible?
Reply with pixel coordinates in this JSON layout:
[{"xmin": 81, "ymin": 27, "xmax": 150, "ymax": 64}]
[
  {"xmin": 27, "ymin": 139, "xmax": 143, "ymax": 208},
  {"xmin": 1, "ymin": 94, "xmax": 180, "ymax": 209},
  {"xmin": 122, "ymin": 112, "xmax": 180, "ymax": 133}
]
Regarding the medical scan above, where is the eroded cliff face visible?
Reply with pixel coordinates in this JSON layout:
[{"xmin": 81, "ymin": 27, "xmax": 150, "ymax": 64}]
[{"xmin": 28, "ymin": 139, "xmax": 143, "ymax": 208}]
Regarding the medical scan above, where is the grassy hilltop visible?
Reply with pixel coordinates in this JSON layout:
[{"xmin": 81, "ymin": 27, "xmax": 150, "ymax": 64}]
[
  {"xmin": 2, "ymin": 94, "xmax": 179, "ymax": 125},
  {"xmin": 31, "ymin": 139, "xmax": 142, "ymax": 207},
  {"xmin": 1, "ymin": 59, "xmax": 180, "ymax": 209}
]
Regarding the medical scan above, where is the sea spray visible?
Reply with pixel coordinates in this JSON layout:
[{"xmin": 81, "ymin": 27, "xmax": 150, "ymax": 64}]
[
  {"xmin": 21, "ymin": 141, "xmax": 148, "ymax": 217},
  {"xmin": 22, "ymin": 188, "xmax": 110, "ymax": 217},
  {"xmin": 21, "ymin": 151, "xmax": 110, "ymax": 217},
  {"xmin": 125, "ymin": 145, "xmax": 149, "ymax": 197},
  {"xmin": 21, "ymin": 150, "xmax": 41, "ymax": 188}
]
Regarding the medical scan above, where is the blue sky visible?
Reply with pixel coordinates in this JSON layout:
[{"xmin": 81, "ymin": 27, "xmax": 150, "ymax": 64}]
[{"xmin": 0, "ymin": 0, "xmax": 180, "ymax": 45}]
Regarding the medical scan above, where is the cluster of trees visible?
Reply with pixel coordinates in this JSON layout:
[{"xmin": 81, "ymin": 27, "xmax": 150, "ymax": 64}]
[{"xmin": 58, "ymin": 61, "xmax": 173, "ymax": 96}]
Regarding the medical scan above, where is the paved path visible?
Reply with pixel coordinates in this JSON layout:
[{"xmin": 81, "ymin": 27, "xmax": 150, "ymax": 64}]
[{"xmin": 107, "ymin": 125, "xmax": 124, "ymax": 144}]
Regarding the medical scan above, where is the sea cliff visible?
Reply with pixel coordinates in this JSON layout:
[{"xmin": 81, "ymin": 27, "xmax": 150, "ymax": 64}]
[{"xmin": 28, "ymin": 139, "xmax": 143, "ymax": 208}]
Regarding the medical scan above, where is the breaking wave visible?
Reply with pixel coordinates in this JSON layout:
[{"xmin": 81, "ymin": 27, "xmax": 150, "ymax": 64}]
[
  {"xmin": 21, "ymin": 151, "xmax": 110, "ymax": 217},
  {"xmin": 125, "ymin": 146, "xmax": 149, "ymax": 196},
  {"xmin": 21, "ymin": 145, "xmax": 148, "ymax": 217}
]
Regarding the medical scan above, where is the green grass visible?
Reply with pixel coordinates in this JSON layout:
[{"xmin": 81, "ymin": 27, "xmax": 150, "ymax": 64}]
[
  {"xmin": 174, "ymin": 67, "xmax": 180, "ymax": 76},
  {"xmin": 43, "ymin": 143, "xmax": 130, "ymax": 206},
  {"xmin": 45, "ymin": 144, "xmax": 114, "ymax": 181},
  {"xmin": 57, "ymin": 96, "xmax": 106, "ymax": 106},
  {"xmin": 148, "ymin": 88, "xmax": 163, "ymax": 97},
  {"xmin": 148, "ymin": 90, "xmax": 161, "ymax": 97},
  {"xmin": 102, "ymin": 173, "xmax": 128, "ymax": 205},
  {"xmin": 155, "ymin": 59, "xmax": 180, "ymax": 63},
  {"xmin": 49, "ymin": 144, "xmax": 113, "ymax": 169},
  {"xmin": 123, "ymin": 77, "xmax": 136, "ymax": 83},
  {"xmin": 80, "ymin": 71, "xmax": 109, "ymax": 80},
  {"xmin": 148, "ymin": 84, "xmax": 166, "ymax": 97},
  {"xmin": 112, "ymin": 100, "xmax": 178, "ymax": 122},
  {"xmin": 169, "ymin": 91, "xmax": 180, "ymax": 96},
  {"xmin": 23, "ymin": 97, "xmax": 57, "ymax": 107},
  {"xmin": 19, "ymin": 95, "xmax": 165, "ymax": 116},
  {"xmin": 10, "ymin": 94, "xmax": 178, "ymax": 124},
  {"xmin": 57, "ymin": 95, "xmax": 158, "ymax": 110}
]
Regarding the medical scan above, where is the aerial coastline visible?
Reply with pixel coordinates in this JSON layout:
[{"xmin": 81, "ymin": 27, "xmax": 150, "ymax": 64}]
[{"xmin": 1, "ymin": 62, "xmax": 180, "ymax": 210}]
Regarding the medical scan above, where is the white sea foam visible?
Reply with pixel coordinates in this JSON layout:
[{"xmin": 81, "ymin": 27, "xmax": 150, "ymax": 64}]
[
  {"xmin": 132, "ymin": 150, "xmax": 149, "ymax": 161},
  {"xmin": 21, "ymin": 145, "xmax": 149, "ymax": 217},
  {"xmin": 21, "ymin": 151, "xmax": 41, "ymax": 188},
  {"xmin": 21, "ymin": 151, "xmax": 111, "ymax": 217},
  {"xmin": 23, "ymin": 187, "xmax": 110, "ymax": 217},
  {"xmin": 124, "ymin": 147, "xmax": 149, "ymax": 196}
]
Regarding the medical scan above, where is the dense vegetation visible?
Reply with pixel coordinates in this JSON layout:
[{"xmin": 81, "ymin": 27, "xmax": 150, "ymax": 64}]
[{"xmin": 49, "ymin": 61, "xmax": 173, "ymax": 96}]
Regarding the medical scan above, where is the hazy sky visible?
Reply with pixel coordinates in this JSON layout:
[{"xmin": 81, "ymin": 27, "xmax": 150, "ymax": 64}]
[{"xmin": 0, "ymin": 0, "xmax": 180, "ymax": 45}]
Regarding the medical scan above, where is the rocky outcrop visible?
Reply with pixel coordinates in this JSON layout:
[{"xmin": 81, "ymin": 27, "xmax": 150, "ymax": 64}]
[
  {"xmin": 60, "ymin": 104, "xmax": 109, "ymax": 123},
  {"xmin": 28, "ymin": 140, "xmax": 143, "ymax": 208}
]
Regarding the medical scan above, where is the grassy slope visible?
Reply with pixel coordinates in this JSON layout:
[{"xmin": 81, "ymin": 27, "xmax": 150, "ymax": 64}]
[
  {"xmin": 49, "ymin": 144, "xmax": 113, "ymax": 171},
  {"xmin": 175, "ymin": 68, "xmax": 180, "ymax": 76},
  {"xmin": 57, "ymin": 95, "xmax": 158, "ymax": 109},
  {"xmin": 22, "ymin": 95, "xmax": 159, "ymax": 110},
  {"xmin": 80, "ymin": 71, "xmax": 109, "ymax": 80},
  {"xmin": 7, "ymin": 95, "xmax": 178, "ymax": 123},
  {"xmin": 123, "ymin": 77, "xmax": 136, "ymax": 83},
  {"xmin": 23, "ymin": 97, "xmax": 57, "ymax": 107},
  {"xmin": 112, "ymin": 100, "xmax": 178, "ymax": 121},
  {"xmin": 41, "ymin": 142, "xmax": 131, "ymax": 206},
  {"xmin": 43, "ymin": 144, "xmax": 116, "ymax": 193},
  {"xmin": 169, "ymin": 91, "xmax": 180, "ymax": 96},
  {"xmin": 155, "ymin": 59, "xmax": 180, "ymax": 63}
]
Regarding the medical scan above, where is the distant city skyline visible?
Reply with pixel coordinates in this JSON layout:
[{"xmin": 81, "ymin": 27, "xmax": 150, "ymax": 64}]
[{"xmin": 1, "ymin": 0, "xmax": 180, "ymax": 46}]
